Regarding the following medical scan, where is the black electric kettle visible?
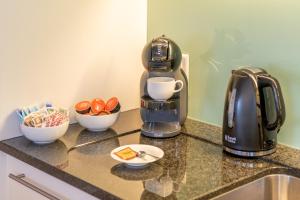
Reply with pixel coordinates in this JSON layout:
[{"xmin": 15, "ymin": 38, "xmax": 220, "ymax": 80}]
[{"xmin": 223, "ymin": 67, "xmax": 285, "ymax": 157}]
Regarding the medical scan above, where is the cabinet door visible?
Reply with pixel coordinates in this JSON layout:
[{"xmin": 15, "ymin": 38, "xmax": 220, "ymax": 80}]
[
  {"xmin": 6, "ymin": 155, "xmax": 100, "ymax": 200},
  {"xmin": 0, "ymin": 152, "xmax": 7, "ymax": 200},
  {"xmin": 8, "ymin": 177, "xmax": 49, "ymax": 200}
]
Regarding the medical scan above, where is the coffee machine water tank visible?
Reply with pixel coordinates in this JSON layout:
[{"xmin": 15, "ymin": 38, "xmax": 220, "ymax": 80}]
[{"xmin": 140, "ymin": 35, "xmax": 188, "ymax": 138}]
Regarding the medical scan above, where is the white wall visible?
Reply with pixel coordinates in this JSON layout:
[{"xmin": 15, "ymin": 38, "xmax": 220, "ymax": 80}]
[{"xmin": 0, "ymin": 0, "xmax": 147, "ymax": 140}]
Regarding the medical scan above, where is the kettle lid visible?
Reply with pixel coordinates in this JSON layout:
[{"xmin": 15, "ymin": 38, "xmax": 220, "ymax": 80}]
[{"xmin": 232, "ymin": 67, "xmax": 268, "ymax": 76}]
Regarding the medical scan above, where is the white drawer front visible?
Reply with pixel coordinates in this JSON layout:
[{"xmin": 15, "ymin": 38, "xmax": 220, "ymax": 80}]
[
  {"xmin": 8, "ymin": 176, "xmax": 49, "ymax": 200},
  {"xmin": 6, "ymin": 155, "xmax": 100, "ymax": 200}
]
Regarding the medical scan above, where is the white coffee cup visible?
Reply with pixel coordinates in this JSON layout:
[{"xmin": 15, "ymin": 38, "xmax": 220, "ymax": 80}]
[{"xmin": 147, "ymin": 77, "xmax": 184, "ymax": 101}]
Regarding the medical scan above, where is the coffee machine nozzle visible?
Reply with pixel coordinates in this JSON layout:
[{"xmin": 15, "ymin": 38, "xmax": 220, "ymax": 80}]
[{"xmin": 140, "ymin": 35, "xmax": 188, "ymax": 138}]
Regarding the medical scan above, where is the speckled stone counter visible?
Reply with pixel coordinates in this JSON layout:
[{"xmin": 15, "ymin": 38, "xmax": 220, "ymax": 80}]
[
  {"xmin": 1, "ymin": 109, "xmax": 300, "ymax": 200},
  {"xmin": 182, "ymin": 118, "xmax": 300, "ymax": 172},
  {"xmin": 181, "ymin": 119, "xmax": 222, "ymax": 146}
]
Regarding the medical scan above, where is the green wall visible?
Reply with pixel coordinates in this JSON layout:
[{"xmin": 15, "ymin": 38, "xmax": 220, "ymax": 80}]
[{"xmin": 148, "ymin": 0, "xmax": 300, "ymax": 148}]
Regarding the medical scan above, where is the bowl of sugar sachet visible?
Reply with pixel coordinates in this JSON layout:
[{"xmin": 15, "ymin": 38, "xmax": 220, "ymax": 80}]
[{"xmin": 17, "ymin": 103, "xmax": 69, "ymax": 144}]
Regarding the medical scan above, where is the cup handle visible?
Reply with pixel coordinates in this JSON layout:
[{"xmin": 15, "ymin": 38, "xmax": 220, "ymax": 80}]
[{"xmin": 174, "ymin": 80, "xmax": 184, "ymax": 93}]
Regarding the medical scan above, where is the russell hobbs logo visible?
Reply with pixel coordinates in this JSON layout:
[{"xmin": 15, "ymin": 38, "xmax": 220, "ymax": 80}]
[{"xmin": 225, "ymin": 135, "xmax": 237, "ymax": 144}]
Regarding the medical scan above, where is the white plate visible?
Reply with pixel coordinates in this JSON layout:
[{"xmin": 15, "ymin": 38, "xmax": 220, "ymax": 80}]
[{"xmin": 110, "ymin": 144, "xmax": 164, "ymax": 168}]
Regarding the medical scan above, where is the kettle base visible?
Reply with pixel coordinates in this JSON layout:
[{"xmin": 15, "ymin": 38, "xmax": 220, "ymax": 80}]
[{"xmin": 223, "ymin": 146, "xmax": 276, "ymax": 157}]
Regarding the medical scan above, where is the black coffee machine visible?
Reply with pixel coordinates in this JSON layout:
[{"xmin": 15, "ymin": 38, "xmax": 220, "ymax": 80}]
[
  {"xmin": 223, "ymin": 67, "xmax": 285, "ymax": 157},
  {"xmin": 140, "ymin": 35, "xmax": 188, "ymax": 138}
]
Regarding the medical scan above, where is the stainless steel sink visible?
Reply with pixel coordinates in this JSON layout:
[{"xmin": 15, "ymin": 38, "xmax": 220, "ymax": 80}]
[{"xmin": 213, "ymin": 174, "xmax": 300, "ymax": 200}]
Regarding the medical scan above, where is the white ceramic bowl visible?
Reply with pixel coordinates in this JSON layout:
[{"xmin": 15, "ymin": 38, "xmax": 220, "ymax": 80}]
[
  {"xmin": 20, "ymin": 121, "xmax": 69, "ymax": 144},
  {"xmin": 75, "ymin": 111, "xmax": 120, "ymax": 132}
]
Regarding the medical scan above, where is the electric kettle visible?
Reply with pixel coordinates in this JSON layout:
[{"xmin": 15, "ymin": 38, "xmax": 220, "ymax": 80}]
[{"xmin": 223, "ymin": 67, "xmax": 285, "ymax": 157}]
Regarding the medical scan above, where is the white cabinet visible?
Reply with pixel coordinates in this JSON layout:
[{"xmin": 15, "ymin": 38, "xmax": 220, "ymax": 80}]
[
  {"xmin": 7, "ymin": 176, "xmax": 49, "ymax": 200},
  {"xmin": 1, "ymin": 153, "xmax": 100, "ymax": 200},
  {"xmin": 0, "ymin": 152, "xmax": 8, "ymax": 200}
]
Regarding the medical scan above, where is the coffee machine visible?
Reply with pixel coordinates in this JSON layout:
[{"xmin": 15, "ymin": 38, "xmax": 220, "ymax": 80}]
[{"xmin": 140, "ymin": 35, "xmax": 188, "ymax": 138}]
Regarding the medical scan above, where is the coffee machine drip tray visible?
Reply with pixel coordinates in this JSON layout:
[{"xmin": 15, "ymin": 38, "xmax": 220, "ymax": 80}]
[{"xmin": 141, "ymin": 122, "xmax": 181, "ymax": 138}]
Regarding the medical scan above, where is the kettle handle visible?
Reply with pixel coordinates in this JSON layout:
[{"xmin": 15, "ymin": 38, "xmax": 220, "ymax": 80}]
[{"xmin": 258, "ymin": 75, "xmax": 285, "ymax": 131}]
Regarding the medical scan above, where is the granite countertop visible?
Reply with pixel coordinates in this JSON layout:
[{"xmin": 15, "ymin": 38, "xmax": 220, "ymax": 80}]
[
  {"xmin": 181, "ymin": 118, "xmax": 300, "ymax": 170},
  {"xmin": 1, "ymin": 109, "xmax": 300, "ymax": 200}
]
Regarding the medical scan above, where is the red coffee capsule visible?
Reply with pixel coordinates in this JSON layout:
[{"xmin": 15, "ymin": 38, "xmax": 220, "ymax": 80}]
[
  {"xmin": 75, "ymin": 101, "xmax": 91, "ymax": 114},
  {"xmin": 105, "ymin": 97, "xmax": 120, "ymax": 113},
  {"xmin": 90, "ymin": 98, "xmax": 105, "ymax": 115}
]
